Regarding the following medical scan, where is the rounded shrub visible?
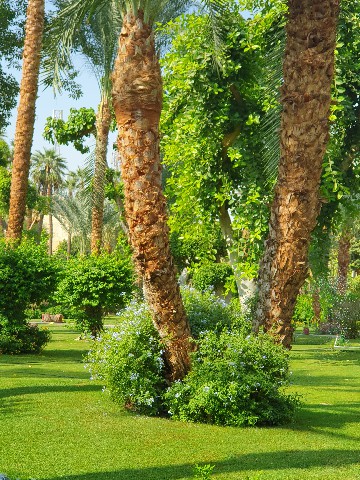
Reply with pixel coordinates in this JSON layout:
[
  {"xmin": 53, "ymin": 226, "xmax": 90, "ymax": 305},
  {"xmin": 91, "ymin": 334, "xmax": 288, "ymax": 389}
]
[
  {"xmin": 53, "ymin": 252, "xmax": 134, "ymax": 336},
  {"xmin": 0, "ymin": 324, "xmax": 51, "ymax": 354},
  {"xmin": 87, "ymin": 288, "xmax": 298, "ymax": 426},
  {"xmin": 86, "ymin": 301, "xmax": 166, "ymax": 415},
  {"xmin": 181, "ymin": 286, "xmax": 246, "ymax": 338},
  {"xmin": 165, "ymin": 330, "xmax": 299, "ymax": 427},
  {"xmin": 192, "ymin": 262, "xmax": 236, "ymax": 294},
  {"xmin": 0, "ymin": 239, "xmax": 58, "ymax": 327}
]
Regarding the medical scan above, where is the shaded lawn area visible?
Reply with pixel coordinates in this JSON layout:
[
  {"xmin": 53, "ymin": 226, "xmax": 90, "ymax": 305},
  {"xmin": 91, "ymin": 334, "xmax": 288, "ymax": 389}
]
[{"xmin": 0, "ymin": 326, "xmax": 359, "ymax": 480}]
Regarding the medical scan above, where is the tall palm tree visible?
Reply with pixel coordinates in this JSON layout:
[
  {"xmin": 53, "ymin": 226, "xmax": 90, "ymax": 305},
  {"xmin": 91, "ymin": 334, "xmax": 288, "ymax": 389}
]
[
  {"xmin": 253, "ymin": 0, "xmax": 340, "ymax": 348},
  {"xmin": 46, "ymin": 1, "xmax": 120, "ymax": 255},
  {"xmin": 6, "ymin": 0, "xmax": 45, "ymax": 243},
  {"xmin": 47, "ymin": 0, "xmax": 224, "ymax": 381},
  {"xmin": 31, "ymin": 148, "xmax": 67, "ymax": 254}
]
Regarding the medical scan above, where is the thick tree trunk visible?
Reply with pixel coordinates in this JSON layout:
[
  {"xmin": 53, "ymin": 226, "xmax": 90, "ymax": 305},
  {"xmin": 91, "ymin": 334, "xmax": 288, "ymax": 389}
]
[
  {"xmin": 90, "ymin": 98, "xmax": 112, "ymax": 255},
  {"xmin": 253, "ymin": 0, "xmax": 339, "ymax": 348},
  {"xmin": 337, "ymin": 230, "xmax": 352, "ymax": 295},
  {"xmin": 6, "ymin": 0, "xmax": 45, "ymax": 243},
  {"xmin": 219, "ymin": 204, "xmax": 256, "ymax": 305},
  {"xmin": 112, "ymin": 11, "xmax": 192, "ymax": 382}
]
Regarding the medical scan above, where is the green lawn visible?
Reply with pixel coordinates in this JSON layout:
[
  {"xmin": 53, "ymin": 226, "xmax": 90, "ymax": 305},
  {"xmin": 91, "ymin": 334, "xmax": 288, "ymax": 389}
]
[{"xmin": 0, "ymin": 326, "xmax": 359, "ymax": 480}]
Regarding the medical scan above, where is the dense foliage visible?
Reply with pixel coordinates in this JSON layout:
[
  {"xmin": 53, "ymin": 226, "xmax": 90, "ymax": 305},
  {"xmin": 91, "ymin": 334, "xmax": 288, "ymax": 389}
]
[
  {"xmin": 0, "ymin": 239, "xmax": 57, "ymax": 353},
  {"xmin": 160, "ymin": 10, "xmax": 272, "ymax": 280},
  {"xmin": 87, "ymin": 288, "xmax": 298, "ymax": 426},
  {"xmin": 165, "ymin": 330, "xmax": 299, "ymax": 426},
  {"xmin": 53, "ymin": 252, "xmax": 134, "ymax": 335},
  {"xmin": 0, "ymin": 239, "xmax": 58, "ymax": 327}
]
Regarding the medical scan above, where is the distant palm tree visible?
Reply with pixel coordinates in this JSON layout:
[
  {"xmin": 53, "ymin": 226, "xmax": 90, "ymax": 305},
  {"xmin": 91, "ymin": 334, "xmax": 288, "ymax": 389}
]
[
  {"xmin": 6, "ymin": 0, "xmax": 45, "ymax": 243},
  {"xmin": 45, "ymin": 1, "xmax": 120, "ymax": 255},
  {"xmin": 31, "ymin": 148, "xmax": 67, "ymax": 254}
]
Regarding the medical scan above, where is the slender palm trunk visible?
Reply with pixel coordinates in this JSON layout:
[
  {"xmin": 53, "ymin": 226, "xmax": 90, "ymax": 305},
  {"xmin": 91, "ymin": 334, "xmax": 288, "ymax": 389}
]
[
  {"xmin": 112, "ymin": 10, "xmax": 192, "ymax": 382},
  {"xmin": 90, "ymin": 98, "xmax": 112, "ymax": 255},
  {"xmin": 337, "ymin": 230, "xmax": 352, "ymax": 295},
  {"xmin": 253, "ymin": 0, "xmax": 340, "ymax": 348},
  {"xmin": 219, "ymin": 204, "xmax": 256, "ymax": 305},
  {"xmin": 47, "ymin": 182, "xmax": 53, "ymax": 255},
  {"xmin": 6, "ymin": 0, "xmax": 45, "ymax": 243},
  {"xmin": 67, "ymin": 230, "xmax": 72, "ymax": 260}
]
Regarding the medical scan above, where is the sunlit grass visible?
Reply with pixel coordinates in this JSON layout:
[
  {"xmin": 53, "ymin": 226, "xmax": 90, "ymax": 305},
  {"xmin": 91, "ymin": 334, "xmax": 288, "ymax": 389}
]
[{"xmin": 0, "ymin": 326, "xmax": 359, "ymax": 480}]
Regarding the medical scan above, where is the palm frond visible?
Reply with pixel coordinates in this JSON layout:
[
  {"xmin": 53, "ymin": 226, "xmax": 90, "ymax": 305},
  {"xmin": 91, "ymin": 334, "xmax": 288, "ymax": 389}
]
[{"xmin": 258, "ymin": 23, "xmax": 285, "ymax": 183}]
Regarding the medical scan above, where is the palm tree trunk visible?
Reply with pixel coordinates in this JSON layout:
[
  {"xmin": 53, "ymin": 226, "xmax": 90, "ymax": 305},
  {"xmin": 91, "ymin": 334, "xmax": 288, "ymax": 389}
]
[
  {"xmin": 90, "ymin": 98, "xmax": 112, "ymax": 255},
  {"xmin": 67, "ymin": 230, "xmax": 72, "ymax": 260},
  {"xmin": 337, "ymin": 230, "xmax": 352, "ymax": 295},
  {"xmin": 46, "ymin": 181, "xmax": 53, "ymax": 255},
  {"xmin": 112, "ymin": 10, "xmax": 192, "ymax": 382},
  {"xmin": 253, "ymin": 0, "xmax": 340, "ymax": 348},
  {"xmin": 6, "ymin": 0, "xmax": 45, "ymax": 243}
]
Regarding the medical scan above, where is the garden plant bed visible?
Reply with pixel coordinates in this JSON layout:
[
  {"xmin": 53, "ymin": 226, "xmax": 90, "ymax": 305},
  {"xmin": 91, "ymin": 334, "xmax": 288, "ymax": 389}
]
[{"xmin": 0, "ymin": 325, "xmax": 359, "ymax": 480}]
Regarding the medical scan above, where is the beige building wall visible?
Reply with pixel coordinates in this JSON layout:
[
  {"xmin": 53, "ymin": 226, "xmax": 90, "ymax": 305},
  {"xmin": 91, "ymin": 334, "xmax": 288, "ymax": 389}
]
[{"xmin": 43, "ymin": 216, "xmax": 68, "ymax": 250}]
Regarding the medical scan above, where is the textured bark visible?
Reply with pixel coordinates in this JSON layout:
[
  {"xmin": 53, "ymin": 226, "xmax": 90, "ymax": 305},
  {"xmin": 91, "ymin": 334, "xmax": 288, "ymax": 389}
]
[
  {"xmin": 337, "ymin": 231, "xmax": 352, "ymax": 295},
  {"xmin": 6, "ymin": 0, "xmax": 45, "ymax": 242},
  {"xmin": 112, "ymin": 11, "xmax": 192, "ymax": 382},
  {"xmin": 254, "ymin": 0, "xmax": 340, "ymax": 348},
  {"xmin": 219, "ymin": 204, "xmax": 256, "ymax": 305},
  {"xmin": 90, "ymin": 99, "xmax": 112, "ymax": 255}
]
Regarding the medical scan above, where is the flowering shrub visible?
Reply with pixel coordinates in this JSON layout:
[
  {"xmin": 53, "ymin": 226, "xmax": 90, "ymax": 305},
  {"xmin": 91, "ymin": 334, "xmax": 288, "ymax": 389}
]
[
  {"xmin": 87, "ymin": 289, "xmax": 298, "ymax": 425},
  {"xmin": 165, "ymin": 331, "xmax": 300, "ymax": 427},
  {"xmin": 86, "ymin": 301, "xmax": 166, "ymax": 415}
]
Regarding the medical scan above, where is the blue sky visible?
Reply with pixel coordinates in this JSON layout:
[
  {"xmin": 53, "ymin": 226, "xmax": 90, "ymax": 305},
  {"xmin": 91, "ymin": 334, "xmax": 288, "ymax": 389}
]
[{"xmin": 5, "ymin": 61, "xmax": 118, "ymax": 173}]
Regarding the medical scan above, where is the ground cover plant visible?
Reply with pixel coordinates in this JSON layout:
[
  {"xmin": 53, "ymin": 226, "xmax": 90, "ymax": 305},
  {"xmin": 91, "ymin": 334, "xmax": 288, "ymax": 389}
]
[{"xmin": 0, "ymin": 325, "xmax": 359, "ymax": 480}]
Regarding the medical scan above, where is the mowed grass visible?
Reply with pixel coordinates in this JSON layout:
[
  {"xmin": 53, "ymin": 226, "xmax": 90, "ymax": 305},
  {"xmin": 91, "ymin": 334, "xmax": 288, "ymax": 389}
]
[{"xmin": 0, "ymin": 326, "xmax": 359, "ymax": 480}]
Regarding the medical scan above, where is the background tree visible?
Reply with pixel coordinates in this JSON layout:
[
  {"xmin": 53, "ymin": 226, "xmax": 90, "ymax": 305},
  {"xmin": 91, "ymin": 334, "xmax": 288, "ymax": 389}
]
[
  {"xmin": 44, "ymin": 0, "xmax": 121, "ymax": 255},
  {"xmin": 6, "ymin": 0, "xmax": 45, "ymax": 243},
  {"xmin": 161, "ymin": 10, "xmax": 271, "ymax": 304},
  {"xmin": 0, "ymin": 0, "xmax": 25, "ymax": 131},
  {"xmin": 30, "ymin": 148, "xmax": 67, "ymax": 254}
]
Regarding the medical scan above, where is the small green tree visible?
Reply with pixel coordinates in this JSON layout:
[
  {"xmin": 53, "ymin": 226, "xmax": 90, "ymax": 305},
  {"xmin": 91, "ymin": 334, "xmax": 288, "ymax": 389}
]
[{"xmin": 54, "ymin": 252, "xmax": 134, "ymax": 336}]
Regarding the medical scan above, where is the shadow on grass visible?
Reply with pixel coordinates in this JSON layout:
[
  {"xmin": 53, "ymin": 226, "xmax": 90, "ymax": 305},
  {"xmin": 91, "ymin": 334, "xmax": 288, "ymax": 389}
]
[
  {"xmin": 0, "ymin": 383, "xmax": 100, "ymax": 399},
  {"xmin": 293, "ymin": 373, "xmax": 360, "ymax": 388},
  {"xmin": 0, "ymin": 384, "xmax": 101, "ymax": 415},
  {"xmin": 40, "ymin": 449, "xmax": 360, "ymax": 480},
  {"xmin": 293, "ymin": 403, "xmax": 360, "ymax": 441}
]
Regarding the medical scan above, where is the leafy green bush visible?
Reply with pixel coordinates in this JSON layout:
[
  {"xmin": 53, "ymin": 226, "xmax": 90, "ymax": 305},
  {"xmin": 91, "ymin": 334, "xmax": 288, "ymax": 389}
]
[
  {"xmin": 0, "ymin": 324, "xmax": 51, "ymax": 354},
  {"xmin": 53, "ymin": 253, "xmax": 134, "ymax": 336},
  {"xmin": 87, "ymin": 289, "xmax": 297, "ymax": 425},
  {"xmin": 0, "ymin": 239, "xmax": 58, "ymax": 332},
  {"xmin": 181, "ymin": 286, "xmax": 246, "ymax": 338},
  {"xmin": 292, "ymin": 293, "xmax": 314, "ymax": 325},
  {"xmin": 86, "ymin": 301, "xmax": 166, "ymax": 415},
  {"xmin": 191, "ymin": 263, "xmax": 235, "ymax": 293},
  {"xmin": 165, "ymin": 331, "xmax": 299, "ymax": 426}
]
